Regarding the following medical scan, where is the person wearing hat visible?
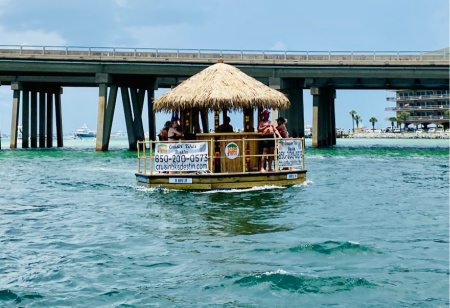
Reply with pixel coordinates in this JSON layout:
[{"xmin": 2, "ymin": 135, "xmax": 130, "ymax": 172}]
[
  {"xmin": 257, "ymin": 110, "xmax": 282, "ymax": 172},
  {"xmin": 276, "ymin": 117, "xmax": 289, "ymax": 138}
]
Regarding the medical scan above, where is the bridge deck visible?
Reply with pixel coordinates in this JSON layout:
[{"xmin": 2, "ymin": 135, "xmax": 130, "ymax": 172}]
[{"xmin": 0, "ymin": 46, "xmax": 448, "ymax": 66}]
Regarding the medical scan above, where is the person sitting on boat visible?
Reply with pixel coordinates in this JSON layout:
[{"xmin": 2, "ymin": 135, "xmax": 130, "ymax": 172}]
[
  {"xmin": 258, "ymin": 110, "xmax": 282, "ymax": 172},
  {"xmin": 168, "ymin": 117, "xmax": 183, "ymax": 141},
  {"xmin": 276, "ymin": 117, "xmax": 289, "ymax": 138},
  {"xmin": 158, "ymin": 121, "xmax": 171, "ymax": 141},
  {"xmin": 217, "ymin": 116, "xmax": 234, "ymax": 133}
]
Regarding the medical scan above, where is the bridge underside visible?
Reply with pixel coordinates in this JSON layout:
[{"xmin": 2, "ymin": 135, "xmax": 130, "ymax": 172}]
[{"xmin": 1, "ymin": 60, "xmax": 448, "ymax": 150}]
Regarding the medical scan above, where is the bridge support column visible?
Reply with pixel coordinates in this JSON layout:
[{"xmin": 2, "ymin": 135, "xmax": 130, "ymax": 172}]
[
  {"xmin": 39, "ymin": 91, "xmax": 46, "ymax": 148},
  {"xmin": 96, "ymin": 84, "xmax": 107, "ymax": 151},
  {"xmin": 55, "ymin": 90, "xmax": 63, "ymax": 147},
  {"xmin": 30, "ymin": 91, "xmax": 38, "ymax": 148},
  {"xmin": 279, "ymin": 79, "xmax": 304, "ymax": 137},
  {"xmin": 46, "ymin": 90, "xmax": 53, "ymax": 148},
  {"xmin": 120, "ymin": 86, "xmax": 149, "ymax": 151},
  {"xmin": 130, "ymin": 88, "xmax": 145, "ymax": 143},
  {"xmin": 9, "ymin": 84, "xmax": 62, "ymax": 149},
  {"xmin": 113, "ymin": 80, "xmax": 157, "ymax": 151},
  {"xmin": 22, "ymin": 90, "xmax": 29, "ymax": 148},
  {"xmin": 311, "ymin": 87, "xmax": 336, "ymax": 147},
  {"xmin": 147, "ymin": 86, "xmax": 156, "ymax": 141},
  {"xmin": 10, "ymin": 83, "xmax": 21, "ymax": 149}
]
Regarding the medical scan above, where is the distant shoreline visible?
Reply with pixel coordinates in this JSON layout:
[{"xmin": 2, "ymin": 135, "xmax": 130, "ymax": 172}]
[{"xmin": 350, "ymin": 133, "xmax": 449, "ymax": 139}]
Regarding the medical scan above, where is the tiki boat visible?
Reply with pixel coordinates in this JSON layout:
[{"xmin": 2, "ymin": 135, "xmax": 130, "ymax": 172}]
[{"xmin": 135, "ymin": 61, "xmax": 307, "ymax": 190}]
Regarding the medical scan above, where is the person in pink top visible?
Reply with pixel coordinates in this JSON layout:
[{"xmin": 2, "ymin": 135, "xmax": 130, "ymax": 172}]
[
  {"xmin": 276, "ymin": 117, "xmax": 289, "ymax": 138},
  {"xmin": 257, "ymin": 110, "xmax": 282, "ymax": 172}
]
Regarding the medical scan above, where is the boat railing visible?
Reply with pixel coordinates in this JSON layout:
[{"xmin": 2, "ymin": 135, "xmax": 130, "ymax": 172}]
[{"xmin": 137, "ymin": 137, "xmax": 305, "ymax": 175}]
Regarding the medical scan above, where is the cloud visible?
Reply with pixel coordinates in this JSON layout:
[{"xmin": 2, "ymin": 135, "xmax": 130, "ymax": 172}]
[{"xmin": 0, "ymin": 25, "xmax": 66, "ymax": 46}]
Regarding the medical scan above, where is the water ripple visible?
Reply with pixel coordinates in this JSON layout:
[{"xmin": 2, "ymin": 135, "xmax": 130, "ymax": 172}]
[{"xmin": 234, "ymin": 269, "xmax": 376, "ymax": 293}]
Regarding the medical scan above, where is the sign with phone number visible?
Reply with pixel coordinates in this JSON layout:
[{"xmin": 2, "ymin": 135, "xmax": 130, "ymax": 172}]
[
  {"xmin": 154, "ymin": 142, "xmax": 209, "ymax": 172},
  {"xmin": 277, "ymin": 140, "xmax": 303, "ymax": 167}
]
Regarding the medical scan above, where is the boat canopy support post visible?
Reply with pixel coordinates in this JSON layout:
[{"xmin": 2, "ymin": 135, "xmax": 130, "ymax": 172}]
[
  {"xmin": 193, "ymin": 107, "xmax": 201, "ymax": 133},
  {"xmin": 10, "ymin": 82, "xmax": 21, "ymax": 149},
  {"xmin": 280, "ymin": 78, "xmax": 305, "ymax": 138},
  {"xmin": 200, "ymin": 110, "xmax": 209, "ymax": 133},
  {"xmin": 311, "ymin": 87, "xmax": 336, "ymax": 147},
  {"xmin": 243, "ymin": 107, "xmax": 254, "ymax": 132},
  {"xmin": 214, "ymin": 109, "xmax": 220, "ymax": 131}
]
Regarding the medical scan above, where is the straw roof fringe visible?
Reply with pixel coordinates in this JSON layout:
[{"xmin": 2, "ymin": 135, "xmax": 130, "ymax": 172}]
[{"xmin": 153, "ymin": 63, "xmax": 290, "ymax": 112}]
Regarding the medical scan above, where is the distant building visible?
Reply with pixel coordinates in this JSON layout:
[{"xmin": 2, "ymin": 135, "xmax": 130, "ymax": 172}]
[
  {"xmin": 385, "ymin": 89, "xmax": 449, "ymax": 129},
  {"xmin": 385, "ymin": 48, "xmax": 450, "ymax": 130}
]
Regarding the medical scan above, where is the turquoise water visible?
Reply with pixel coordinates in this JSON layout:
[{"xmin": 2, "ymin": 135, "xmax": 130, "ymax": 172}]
[{"xmin": 0, "ymin": 138, "xmax": 448, "ymax": 307}]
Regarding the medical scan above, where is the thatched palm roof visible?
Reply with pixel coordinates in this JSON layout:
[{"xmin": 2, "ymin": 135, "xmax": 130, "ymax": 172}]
[{"xmin": 153, "ymin": 62, "xmax": 290, "ymax": 112}]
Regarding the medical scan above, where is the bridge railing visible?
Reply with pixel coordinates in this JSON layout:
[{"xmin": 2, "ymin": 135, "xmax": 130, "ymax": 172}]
[{"xmin": 0, "ymin": 45, "xmax": 448, "ymax": 62}]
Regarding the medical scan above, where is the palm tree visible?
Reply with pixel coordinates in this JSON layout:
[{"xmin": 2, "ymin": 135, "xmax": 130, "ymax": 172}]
[
  {"xmin": 354, "ymin": 115, "xmax": 361, "ymax": 130},
  {"xmin": 397, "ymin": 111, "xmax": 410, "ymax": 130},
  {"xmin": 349, "ymin": 110, "xmax": 357, "ymax": 131},
  {"xmin": 388, "ymin": 117, "xmax": 397, "ymax": 129},
  {"xmin": 369, "ymin": 117, "xmax": 378, "ymax": 131}
]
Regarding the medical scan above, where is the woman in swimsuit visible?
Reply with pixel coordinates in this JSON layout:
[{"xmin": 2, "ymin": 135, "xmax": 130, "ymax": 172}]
[
  {"xmin": 168, "ymin": 117, "xmax": 183, "ymax": 141},
  {"xmin": 257, "ymin": 110, "xmax": 282, "ymax": 172},
  {"xmin": 158, "ymin": 121, "xmax": 171, "ymax": 141},
  {"xmin": 276, "ymin": 117, "xmax": 289, "ymax": 138}
]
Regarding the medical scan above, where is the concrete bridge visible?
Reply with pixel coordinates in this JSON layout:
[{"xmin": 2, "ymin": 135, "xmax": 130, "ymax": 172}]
[{"xmin": 0, "ymin": 45, "xmax": 448, "ymax": 150}]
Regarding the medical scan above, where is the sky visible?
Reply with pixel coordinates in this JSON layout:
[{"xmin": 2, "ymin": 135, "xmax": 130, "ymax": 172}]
[{"xmin": 0, "ymin": 0, "xmax": 448, "ymax": 135}]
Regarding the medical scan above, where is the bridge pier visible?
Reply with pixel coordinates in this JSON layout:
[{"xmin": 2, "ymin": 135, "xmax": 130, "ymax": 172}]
[
  {"xmin": 312, "ymin": 87, "xmax": 336, "ymax": 147},
  {"xmin": 95, "ymin": 78, "xmax": 157, "ymax": 151},
  {"xmin": 10, "ymin": 83, "xmax": 63, "ymax": 149},
  {"xmin": 279, "ymin": 78, "xmax": 305, "ymax": 138},
  {"xmin": 30, "ymin": 91, "xmax": 38, "ymax": 148},
  {"xmin": 39, "ymin": 91, "xmax": 46, "ymax": 148},
  {"xmin": 10, "ymin": 86, "xmax": 20, "ymax": 148}
]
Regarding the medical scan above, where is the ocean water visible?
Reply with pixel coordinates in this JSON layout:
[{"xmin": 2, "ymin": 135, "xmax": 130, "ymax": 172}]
[{"xmin": 0, "ymin": 137, "xmax": 448, "ymax": 307}]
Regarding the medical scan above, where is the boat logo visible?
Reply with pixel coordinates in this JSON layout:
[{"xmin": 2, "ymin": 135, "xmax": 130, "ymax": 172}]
[
  {"xmin": 278, "ymin": 140, "xmax": 284, "ymax": 150},
  {"xmin": 157, "ymin": 144, "xmax": 168, "ymax": 153},
  {"xmin": 287, "ymin": 174, "xmax": 298, "ymax": 179},
  {"xmin": 225, "ymin": 142, "xmax": 239, "ymax": 159}
]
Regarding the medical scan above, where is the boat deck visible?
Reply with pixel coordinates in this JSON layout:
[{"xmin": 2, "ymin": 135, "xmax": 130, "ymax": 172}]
[{"xmin": 136, "ymin": 169, "xmax": 307, "ymax": 190}]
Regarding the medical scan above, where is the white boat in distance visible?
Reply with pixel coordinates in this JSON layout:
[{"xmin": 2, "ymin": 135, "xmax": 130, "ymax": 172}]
[{"xmin": 73, "ymin": 124, "xmax": 96, "ymax": 138}]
